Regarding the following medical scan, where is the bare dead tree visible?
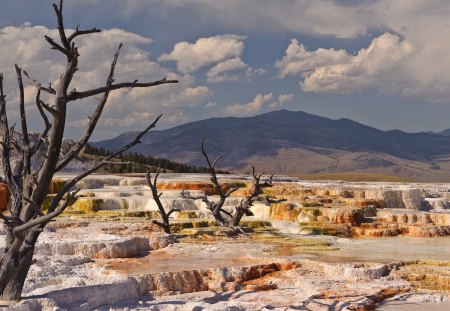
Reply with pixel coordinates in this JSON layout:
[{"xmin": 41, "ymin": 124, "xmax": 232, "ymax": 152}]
[
  {"xmin": 0, "ymin": 0, "xmax": 177, "ymax": 300},
  {"xmin": 180, "ymin": 188, "xmax": 233, "ymax": 226},
  {"xmin": 181, "ymin": 138, "xmax": 238, "ymax": 226},
  {"xmin": 146, "ymin": 168, "xmax": 180, "ymax": 234},
  {"xmin": 230, "ymin": 167, "xmax": 286, "ymax": 228},
  {"xmin": 182, "ymin": 138, "xmax": 285, "ymax": 232}
]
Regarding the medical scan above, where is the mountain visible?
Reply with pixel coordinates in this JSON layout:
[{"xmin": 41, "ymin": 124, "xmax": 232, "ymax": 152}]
[
  {"xmin": 92, "ymin": 110, "xmax": 450, "ymax": 181},
  {"xmin": 437, "ymin": 128, "xmax": 450, "ymax": 136}
]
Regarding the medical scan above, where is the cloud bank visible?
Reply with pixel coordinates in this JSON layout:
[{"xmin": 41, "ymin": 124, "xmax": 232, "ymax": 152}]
[
  {"xmin": 0, "ymin": 25, "xmax": 212, "ymax": 134},
  {"xmin": 276, "ymin": 33, "xmax": 414, "ymax": 96}
]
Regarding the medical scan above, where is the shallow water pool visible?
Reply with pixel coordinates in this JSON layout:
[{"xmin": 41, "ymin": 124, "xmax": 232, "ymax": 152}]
[{"xmin": 305, "ymin": 236, "xmax": 450, "ymax": 263}]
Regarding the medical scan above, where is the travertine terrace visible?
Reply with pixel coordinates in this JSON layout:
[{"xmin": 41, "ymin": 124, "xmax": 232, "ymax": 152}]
[{"xmin": 1, "ymin": 173, "xmax": 449, "ymax": 310}]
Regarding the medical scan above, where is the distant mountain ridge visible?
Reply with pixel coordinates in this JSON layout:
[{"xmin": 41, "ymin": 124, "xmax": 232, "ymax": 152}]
[
  {"xmin": 92, "ymin": 110, "xmax": 450, "ymax": 181},
  {"xmin": 437, "ymin": 128, "xmax": 450, "ymax": 136}
]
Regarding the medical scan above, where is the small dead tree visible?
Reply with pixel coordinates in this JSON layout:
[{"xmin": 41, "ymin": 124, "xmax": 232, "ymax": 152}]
[
  {"xmin": 0, "ymin": 0, "xmax": 177, "ymax": 300},
  {"xmin": 182, "ymin": 138, "xmax": 285, "ymax": 232},
  {"xmin": 181, "ymin": 138, "xmax": 239, "ymax": 226},
  {"xmin": 146, "ymin": 168, "xmax": 180, "ymax": 234},
  {"xmin": 230, "ymin": 167, "xmax": 286, "ymax": 227},
  {"xmin": 180, "ymin": 188, "xmax": 233, "ymax": 226}
]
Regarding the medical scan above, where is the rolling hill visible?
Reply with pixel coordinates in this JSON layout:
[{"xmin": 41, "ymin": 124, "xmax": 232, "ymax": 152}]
[{"xmin": 92, "ymin": 110, "xmax": 450, "ymax": 181}]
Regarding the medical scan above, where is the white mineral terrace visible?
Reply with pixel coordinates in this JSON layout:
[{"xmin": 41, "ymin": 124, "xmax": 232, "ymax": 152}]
[
  {"xmin": 56, "ymin": 173, "xmax": 450, "ymax": 212},
  {"xmin": 0, "ymin": 173, "xmax": 449, "ymax": 310}
]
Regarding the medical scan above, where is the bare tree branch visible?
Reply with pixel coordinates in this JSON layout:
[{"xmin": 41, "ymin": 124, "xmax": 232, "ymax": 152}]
[
  {"xmin": 0, "ymin": 212, "xmax": 23, "ymax": 227},
  {"xmin": 0, "ymin": 0, "xmax": 178, "ymax": 300},
  {"xmin": 13, "ymin": 189, "xmax": 79, "ymax": 234},
  {"xmin": 44, "ymin": 35, "xmax": 70, "ymax": 57},
  {"xmin": 212, "ymin": 154, "xmax": 224, "ymax": 169},
  {"xmin": 53, "ymin": 0, "xmax": 70, "ymax": 50},
  {"xmin": 193, "ymin": 138, "xmax": 241, "ymax": 226},
  {"xmin": 167, "ymin": 208, "xmax": 180, "ymax": 218},
  {"xmin": 147, "ymin": 167, "xmax": 179, "ymax": 233},
  {"xmin": 55, "ymin": 43, "xmax": 123, "ymax": 172},
  {"xmin": 181, "ymin": 189, "xmax": 205, "ymax": 201},
  {"xmin": 23, "ymin": 197, "xmax": 44, "ymax": 217},
  {"xmin": 67, "ymin": 25, "xmax": 100, "ymax": 43},
  {"xmin": 15, "ymin": 65, "xmax": 31, "ymax": 179},
  {"xmin": 257, "ymin": 195, "xmax": 287, "ymax": 206},
  {"xmin": 22, "ymin": 70, "xmax": 56, "ymax": 95},
  {"xmin": 201, "ymin": 137, "xmax": 226, "ymax": 198},
  {"xmin": 230, "ymin": 168, "xmax": 281, "ymax": 227},
  {"xmin": 225, "ymin": 187, "xmax": 239, "ymax": 197},
  {"xmin": 29, "ymin": 89, "xmax": 51, "ymax": 157},
  {"xmin": 46, "ymin": 115, "xmax": 162, "ymax": 218},
  {"xmin": 67, "ymin": 78, "xmax": 178, "ymax": 101},
  {"xmin": 0, "ymin": 74, "xmax": 19, "ymax": 202},
  {"xmin": 38, "ymin": 100, "xmax": 57, "ymax": 115}
]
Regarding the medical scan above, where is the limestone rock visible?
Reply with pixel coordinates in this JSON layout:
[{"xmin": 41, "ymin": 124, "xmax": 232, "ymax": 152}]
[
  {"xmin": 321, "ymin": 207, "xmax": 365, "ymax": 225},
  {"xmin": 352, "ymin": 227, "xmax": 403, "ymax": 237},
  {"xmin": 149, "ymin": 234, "xmax": 178, "ymax": 250},
  {"xmin": 322, "ymin": 262, "xmax": 387, "ymax": 281},
  {"xmin": 48, "ymin": 179, "xmax": 66, "ymax": 195},
  {"xmin": 35, "ymin": 237, "xmax": 150, "ymax": 259},
  {"xmin": 377, "ymin": 209, "xmax": 433, "ymax": 225},
  {"xmin": 328, "ymin": 189, "xmax": 353, "ymax": 198},
  {"xmin": 407, "ymin": 225, "xmax": 450, "ymax": 237},
  {"xmin": 270, "ymin": 203, "xmax": 299, "ymax": 222},
  {"xmin": 430, "ymin": 211, "xmax": 450, "ymax": 224},
  {"xmin": 45, "ymin": 279, "xmax": 141, "ymax": 310},
  {"xmin": 135, "ymin": 262, "xmax": 283, "ymax": 296},
  {"xmin": 423, "ymin": 198, "xmax": 449, "ymax": 210},
  {"xmin": 364, "ymin": 188, "xmax": 421, "ymax": 209},
  {"xmin": 402, "ymin": 189, "xmax": 422, "ymax": 210}
]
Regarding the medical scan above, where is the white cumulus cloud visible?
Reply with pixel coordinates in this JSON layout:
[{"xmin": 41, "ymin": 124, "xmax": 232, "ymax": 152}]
[
  {"xmin": 159, "ymin": 34, "xmax": 246, "ymax": 73},
  {"xmin": 206, "ymin": 57, "xmax": 249, "ymax": 83},
  {"xmin": 276, "ymin": 33, "xmax": 415, "ymax": 96}
]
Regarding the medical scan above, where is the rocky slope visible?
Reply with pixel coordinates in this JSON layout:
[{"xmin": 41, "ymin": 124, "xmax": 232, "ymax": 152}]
[
  {"xmin": 0, "ymin": 132, "xmax": 91, "ymax": 173},
  {"xmin": 92, "ymin": 110, "xmax": 450, "ymax": 181}
]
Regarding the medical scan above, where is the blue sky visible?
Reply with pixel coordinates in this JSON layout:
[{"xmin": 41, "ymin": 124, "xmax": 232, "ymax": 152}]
[{"xmin": 1, "ymin": 0, "xmax": 450, "ymax": 140}]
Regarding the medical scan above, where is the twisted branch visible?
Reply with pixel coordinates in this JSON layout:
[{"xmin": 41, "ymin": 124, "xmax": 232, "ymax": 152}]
[
  {"xmin": 147, "ymin": 167, "xmax": 180, "ymax": 233},
  {"xmin": 29, "ymin": 89, "xmax": 51, "ymax": 157},
  {"xmin": 67, "ymin": 25, "xmax": 101, "ymax": 43},
  {"xmin": 55, "ymin": 43, "xmax": 123, "ymax": 172},
  {"xmin": 67, "ymin": 78, "xmax": 178, "ymax": 101}
]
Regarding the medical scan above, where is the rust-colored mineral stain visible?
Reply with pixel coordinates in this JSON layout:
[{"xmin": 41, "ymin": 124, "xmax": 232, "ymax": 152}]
[
  {"xmin": 158, "ymin": 182, "xmax": 244, "ymax": 196},
  {"xmin": 0, "ymin": 183, "xmax": 10, "ymax": 212}
]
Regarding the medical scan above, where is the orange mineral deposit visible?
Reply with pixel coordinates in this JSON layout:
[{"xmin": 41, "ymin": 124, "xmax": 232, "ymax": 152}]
[{"xmin": 0, "ymin": 183, "xmax": 10, "ymax": 212}]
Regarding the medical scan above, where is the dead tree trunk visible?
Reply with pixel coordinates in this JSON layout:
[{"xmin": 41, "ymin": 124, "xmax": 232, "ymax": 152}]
[
  {"xmin": 147, "ymin": 168, "xmax": 180, "ymax": 234},
  {"xmin": 0, "ymin": 0, "xmax": 177, "ymax": 300},
  {"xmin": 0, "ymin": 232, "xmax": 34, "ymax": 300}
]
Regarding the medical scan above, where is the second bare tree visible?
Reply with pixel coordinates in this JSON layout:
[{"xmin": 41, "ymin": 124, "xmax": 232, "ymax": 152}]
[{"xmin": 182, "ymin": 138, "xmax": 286, "ymax": 232}]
